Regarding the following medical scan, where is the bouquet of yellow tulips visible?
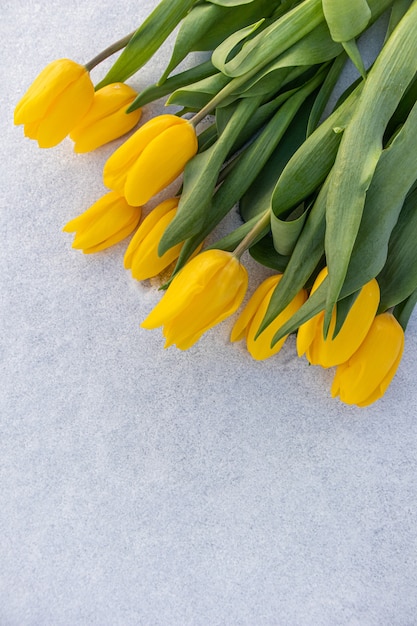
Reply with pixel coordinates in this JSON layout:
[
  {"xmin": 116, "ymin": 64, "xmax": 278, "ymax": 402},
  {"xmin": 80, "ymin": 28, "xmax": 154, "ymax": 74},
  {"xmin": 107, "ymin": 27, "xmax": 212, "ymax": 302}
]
[{"xmin": 14, "ymin": 0, "xmax": 417, "ymax": 407}]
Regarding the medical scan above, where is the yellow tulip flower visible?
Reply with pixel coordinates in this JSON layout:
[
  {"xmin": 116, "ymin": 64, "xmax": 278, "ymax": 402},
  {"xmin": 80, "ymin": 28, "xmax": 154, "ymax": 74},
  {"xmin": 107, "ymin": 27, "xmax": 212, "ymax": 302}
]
[
  {"xmin": 331, "ymin": 312, "xmax": 405, "ymax": 407},
  {"xmin": 297, "ymin": 267, "xmax": 380, "ymax": 367},
  {"xmin": 14, "ymin": 58, "xmax": 94, "ymax": 148},
  {"xmin": 103, "ymin": 114, "xmax": 198, "ymax": 206},
  {"xmin": 63, "ymin": 191, "xmax": 141, "ymax": 254},
  {"xmin": 141, "ymin": 249, "xmax": 248, "ymax": 350},
  {"xmin": 124, "ymin": 197, "xmax": 193, "ymax": 281},
  {"xmin": 231, "ymin": 274, "xmax": 307, "ymax": 360},
  {"xmin": 69, "ymin": 83, "xmax": 142, "ymax": 153}
]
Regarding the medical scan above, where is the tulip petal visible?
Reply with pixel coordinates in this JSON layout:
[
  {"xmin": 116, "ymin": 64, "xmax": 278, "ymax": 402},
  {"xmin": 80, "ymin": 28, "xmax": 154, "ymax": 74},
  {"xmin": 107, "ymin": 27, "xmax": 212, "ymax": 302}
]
[
  {"xmin": 129, "ymin": 210, "xmax": 183, "ymax": 280},
  {"xmin": 142, "ymin": 250, "xmax": 233, "ymax": 328},
  {"xmin": 81, "ymin": 216, "xmax": 141, "ymax": 254},
  {"xmin": 70, "ymin": 83, "xmax": 141, "ymax": 153},
  {"xmin": 331, "ymin": 313, "xmax": 404, "ymax": 406},
  {"xmin": 34, "ymin": 72, "xmax": 95, "ymax": 147},
  {"xmin": 230, "ymin": 275, "xmax": 280, "ymax": 343},
  {"xmin": 248, "ymin": 286, "xmax": 307, "ymax": 360},
  {"xmin": 103, "ymin": 114, "xmax": 186, "ymax": 195},
  {"xmin": 63, "ymin": 191, "xmax": 141, "ymax": 253},
  {"xmin": 124, "ymin": 122, "xmax": 198, "ymax": 206},
  {"xmin": 141, "ymin": 250, "xmax": 248, "ymax": 350},
  {"xmin": 14, "ymin": 59, "xmax": 86, "ymax": 124},
  {"xmin": 124, "ymin": 198, "xmax": 179, "ymax": 269}
]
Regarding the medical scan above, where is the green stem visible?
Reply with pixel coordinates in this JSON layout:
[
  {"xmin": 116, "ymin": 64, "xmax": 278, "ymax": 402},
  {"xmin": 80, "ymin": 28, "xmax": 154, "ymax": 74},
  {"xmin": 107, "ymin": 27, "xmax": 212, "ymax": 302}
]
[
  {"xmin": 85, "ymin": 31, "xmax": 136, "ymax": 72},
  {"xmin": 233, "ymin": 209, "xmax": 271, "ymax": 259},
  {"xmin": 189, "ymin": 65, "xmax": 261, "ymax": 127}
]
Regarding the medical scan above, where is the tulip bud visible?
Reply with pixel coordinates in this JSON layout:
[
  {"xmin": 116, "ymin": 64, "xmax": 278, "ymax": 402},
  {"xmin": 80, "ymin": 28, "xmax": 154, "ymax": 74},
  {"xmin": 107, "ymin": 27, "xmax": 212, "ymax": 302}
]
[
  {"xmin": 297, "ymin": 267, "xmax": 380, "ymax": 367},
  {"xmin": 63, "ymin": 191, "xmax": 141, "ymax": 254},
  {"xmin": 14, "ymin": 58, "xmax": 94, "ymax": 148},
  {"xmin": 141, "ymin": 250, "xmax": 248, "ymax": 350},
  {"xmin": 103, "ymin": 114, "xmax": 198, "ymax": 206},
  {"xmin": 331, "ymin": 312, "xmax": 405, "ymax": 406},
  {"xmin": 231, "ymin": 274, "xmax": 307, "ymax": 360},
  {"xmin": 124, "ymin": 197, "xmax": 199, "ymax": 281},
  {"xmin": 70, "ymin": 83, "xmax": 142, "ymax": 153}
]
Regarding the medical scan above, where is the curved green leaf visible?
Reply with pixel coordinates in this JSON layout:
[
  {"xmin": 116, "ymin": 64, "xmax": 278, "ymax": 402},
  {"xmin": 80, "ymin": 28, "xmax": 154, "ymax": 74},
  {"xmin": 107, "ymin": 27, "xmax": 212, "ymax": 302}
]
[
  {"xmin": 262, "ymin": 95, "xmax": 417, "ymax": 344},
  {"xmin": 96, "ymin": 0, "xmax": 197, "ymax": 88},
  {"xmin": 128, "ymin": 60, "xmax": 217, "ymax": 110},
  {"xmin": 212, "ymin": 0, "xmax": 324, "ymax": 77},
  {"xmin": 160, "ymin": 0, "xmax": 275, "ymax": 82},
  {"xmin": 207, "ymin": 0, "xmax": 256, "ymax": 5},
  {"xmin": 322, "ymin": 0, "xmax": 371, "ymax": 42},
  {"xmin": 324, "ymin": 2, "xmax": 417, "ymax": 332},
  {"xmin": 378, "ymin": 187, "xmax": 417, "ymax": 311},
  {"xmin": 158, "ymin": 96, "xmax": 263, "ymax": 255},
  {"xmin": 269, "ymin": 81, "xmax": 362, "ymax": 220},
  {"xmin": 271, "ymin": 204, "xmax": 309, "ymax": 255},
  {"xmin": 393, "ymin": 287, "xmax": 417, "ymax": 331}
]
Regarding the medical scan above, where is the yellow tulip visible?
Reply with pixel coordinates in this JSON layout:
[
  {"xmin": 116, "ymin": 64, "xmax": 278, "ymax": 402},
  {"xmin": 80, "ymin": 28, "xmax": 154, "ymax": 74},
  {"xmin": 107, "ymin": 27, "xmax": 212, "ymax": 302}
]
[
  {"xmin": 14, "ymin": 58, "xmax": 94, "ymax": 148},
  {"xmin": 103, "ymin": 114, "xmax": 198, "ymax": 206},
  {"xmin": 124, "ymin": 197, "xmax": 196, "ymax": 281},
  {"xmin": 69, "ymin": 83, "xmax": 142, "ymax": 153},
  {"xmin": 231, "ymin": 274, "xmax": 307, "ymax": 360},
  {"xmin": 297, "ymin": 267, "xmax": 380, "ymax": 367},
  {"xmin": 331, "ymin": 312, "xmax": 405, "ymax": 407},
  {"xmin": 141, "ymin": 250, "xmax": 248, "ymax": 350},
  {"xmin": 63, "ymin": 191, "xmax": 141, "ymax": 254}
]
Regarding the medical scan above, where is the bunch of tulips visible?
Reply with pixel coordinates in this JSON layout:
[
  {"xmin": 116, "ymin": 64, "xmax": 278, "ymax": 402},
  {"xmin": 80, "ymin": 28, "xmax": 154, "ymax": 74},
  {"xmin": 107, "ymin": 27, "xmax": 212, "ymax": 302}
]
[{"xmin": 14, "ymin": 0, "xmax": 417, "ymax": 407}]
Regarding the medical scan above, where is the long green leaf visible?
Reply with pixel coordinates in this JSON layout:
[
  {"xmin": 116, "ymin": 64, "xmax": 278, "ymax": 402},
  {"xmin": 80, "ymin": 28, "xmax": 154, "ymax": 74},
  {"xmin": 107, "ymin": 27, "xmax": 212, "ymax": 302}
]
[
  {"xmin": 95, "ymin": 0, "xmax": 197, "ymax": 88},
  {"xmin": 377, "ymin": 187, "xmax": 417, "ymax": 311},
  {"xmin": 158, "ymin": 95, "xmax": 263, "ymax": 255},
  {"xmin": 128, "ymin": 60, "xmax": 217, "ymax": 110},
  {"xmin": 269, "ymin": 81, "xmax": 363, "ymax": 220},
  {"xmin": 170, "ymin": 81, "xmax": 320, "ymax": 278},
  {"xmin": 393, "ymin": 287, "xmax": 417, "ymax": 331},
  {"xmin": 263, "ymin": 95, "xmax": 417, "ymax": 343},
  {"xmin": 159, "ymin": 0, "xmax": 276, "ymax": 82},
  {"xmin": 324, "ymin": 2, "xmax": 417, "ymax": 333},
  {"xmin": 212, "ymin": 0, "xmax": 324, "ymax": 77}
]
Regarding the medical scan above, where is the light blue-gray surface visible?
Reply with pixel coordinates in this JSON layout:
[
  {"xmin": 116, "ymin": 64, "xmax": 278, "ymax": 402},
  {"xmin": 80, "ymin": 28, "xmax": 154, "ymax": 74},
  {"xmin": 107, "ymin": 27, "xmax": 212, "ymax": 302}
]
[{"xmin": 1, "ymin": 2, "xmax": 416, "ymax": 624}]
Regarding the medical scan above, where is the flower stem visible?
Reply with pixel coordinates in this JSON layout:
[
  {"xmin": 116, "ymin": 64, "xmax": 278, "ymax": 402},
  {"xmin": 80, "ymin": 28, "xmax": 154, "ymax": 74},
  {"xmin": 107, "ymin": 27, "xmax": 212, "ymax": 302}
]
[
  {"xmin": 85, "ymin": 31, "xmax": 136, "ymax": 72},
  {"xmin": 189, "ymin": 65, "xmax": 261, "ymax": 127},
  {"xmin": 233, "ymin": 209, "xmax": 271, "ymax": 259}
]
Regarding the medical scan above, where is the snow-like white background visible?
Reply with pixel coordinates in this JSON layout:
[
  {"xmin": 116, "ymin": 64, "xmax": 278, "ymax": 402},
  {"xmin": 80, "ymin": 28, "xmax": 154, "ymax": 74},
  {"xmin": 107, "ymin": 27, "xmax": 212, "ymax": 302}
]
[{"xmin": 1, "ymin": 2, "xmax": 416, "ymax": 624}]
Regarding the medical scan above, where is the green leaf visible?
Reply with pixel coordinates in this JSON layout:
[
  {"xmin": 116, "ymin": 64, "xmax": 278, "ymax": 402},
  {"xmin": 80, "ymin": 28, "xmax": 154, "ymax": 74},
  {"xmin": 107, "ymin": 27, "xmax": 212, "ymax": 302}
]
[
  {"xmin": 341, "ymin": 38, "xmax": 367, "ymax": 79},
  {"xmin": 249, "ymin": 236, "xmax": 290, "ymax": 272},
  {"xmin": 257, "ymin": 176, "xmax": 329, "ymax": 336},
  {"xmin": 128, "ymin": 60, "xmax": 217, "ymax": 110},
  {"xmin": 393, "ymin": 287, "xmax": 417, "ymax": 331},
  {"xmin": 377, "ymin": 186, "xmax": 417, "ymax": 311},
  {"xmin": 212, "ymin": 0, "xmax": 324, "ymax": 77},
  {"xmin": 333, "ymin": 290, "xmax": 360, "ymax": 338},
  {"xmin": 158, "ymin": 96, "xmax": 263, "ymax": 255},
  {"xmin": 270, "ymin": 203, "xmax": 309, "ymax": 255},
  {"xmin": 385, "ymin": 0, "xmax": 414, "ymax": 40},
  {"xmin": 207, "ymin": 0, "xmax": 256, "ymax": 5},
  {"xmin": 95, "ymin": 0, "xmax": 197, "ymax": 88},
  {"xmin": 240, "ymin": 91, "xmax": 316, "ymax": 222},
  {"xmin": 167, "ymin": 72, "xmax": 230, "ymax": 110},
  {"xmin": 269, "ymin": 81, "xmax": 363, "ymax": 221},
  {"xmin": 170, "ymin": 80, "xmax": 321, "ymax": 278},
  {"xmin": 211, "ymin": 19, "xmax": 266, "ymax": 74},
  {"xmin": 322, "ymin": 0, "xmax": 371, "ymax": 42},
  {"xmin": 306, "ymin": 52, "xmax": 347, "ymax": 135},
  {"xmin": 160, "ymin": 0, "xmax": 276, "ymax": 82},
  {"xmin": 324, "ymin": 2, "xmax": 417, "ymax": 332},
  {"xmin": 262, "ymin": 94, "xmax": 417, "ymax": 344},
  {"xmin": 207, "ymin": 211, "xmax": 270, "ymax": 251}
]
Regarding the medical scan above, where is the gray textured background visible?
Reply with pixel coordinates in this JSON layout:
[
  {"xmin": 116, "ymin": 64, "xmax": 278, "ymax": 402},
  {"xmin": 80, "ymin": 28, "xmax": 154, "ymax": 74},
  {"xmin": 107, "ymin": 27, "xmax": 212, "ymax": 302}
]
[{"xmin": 1, "ymin": 1, "xmax": 416, "ymax": 624}]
